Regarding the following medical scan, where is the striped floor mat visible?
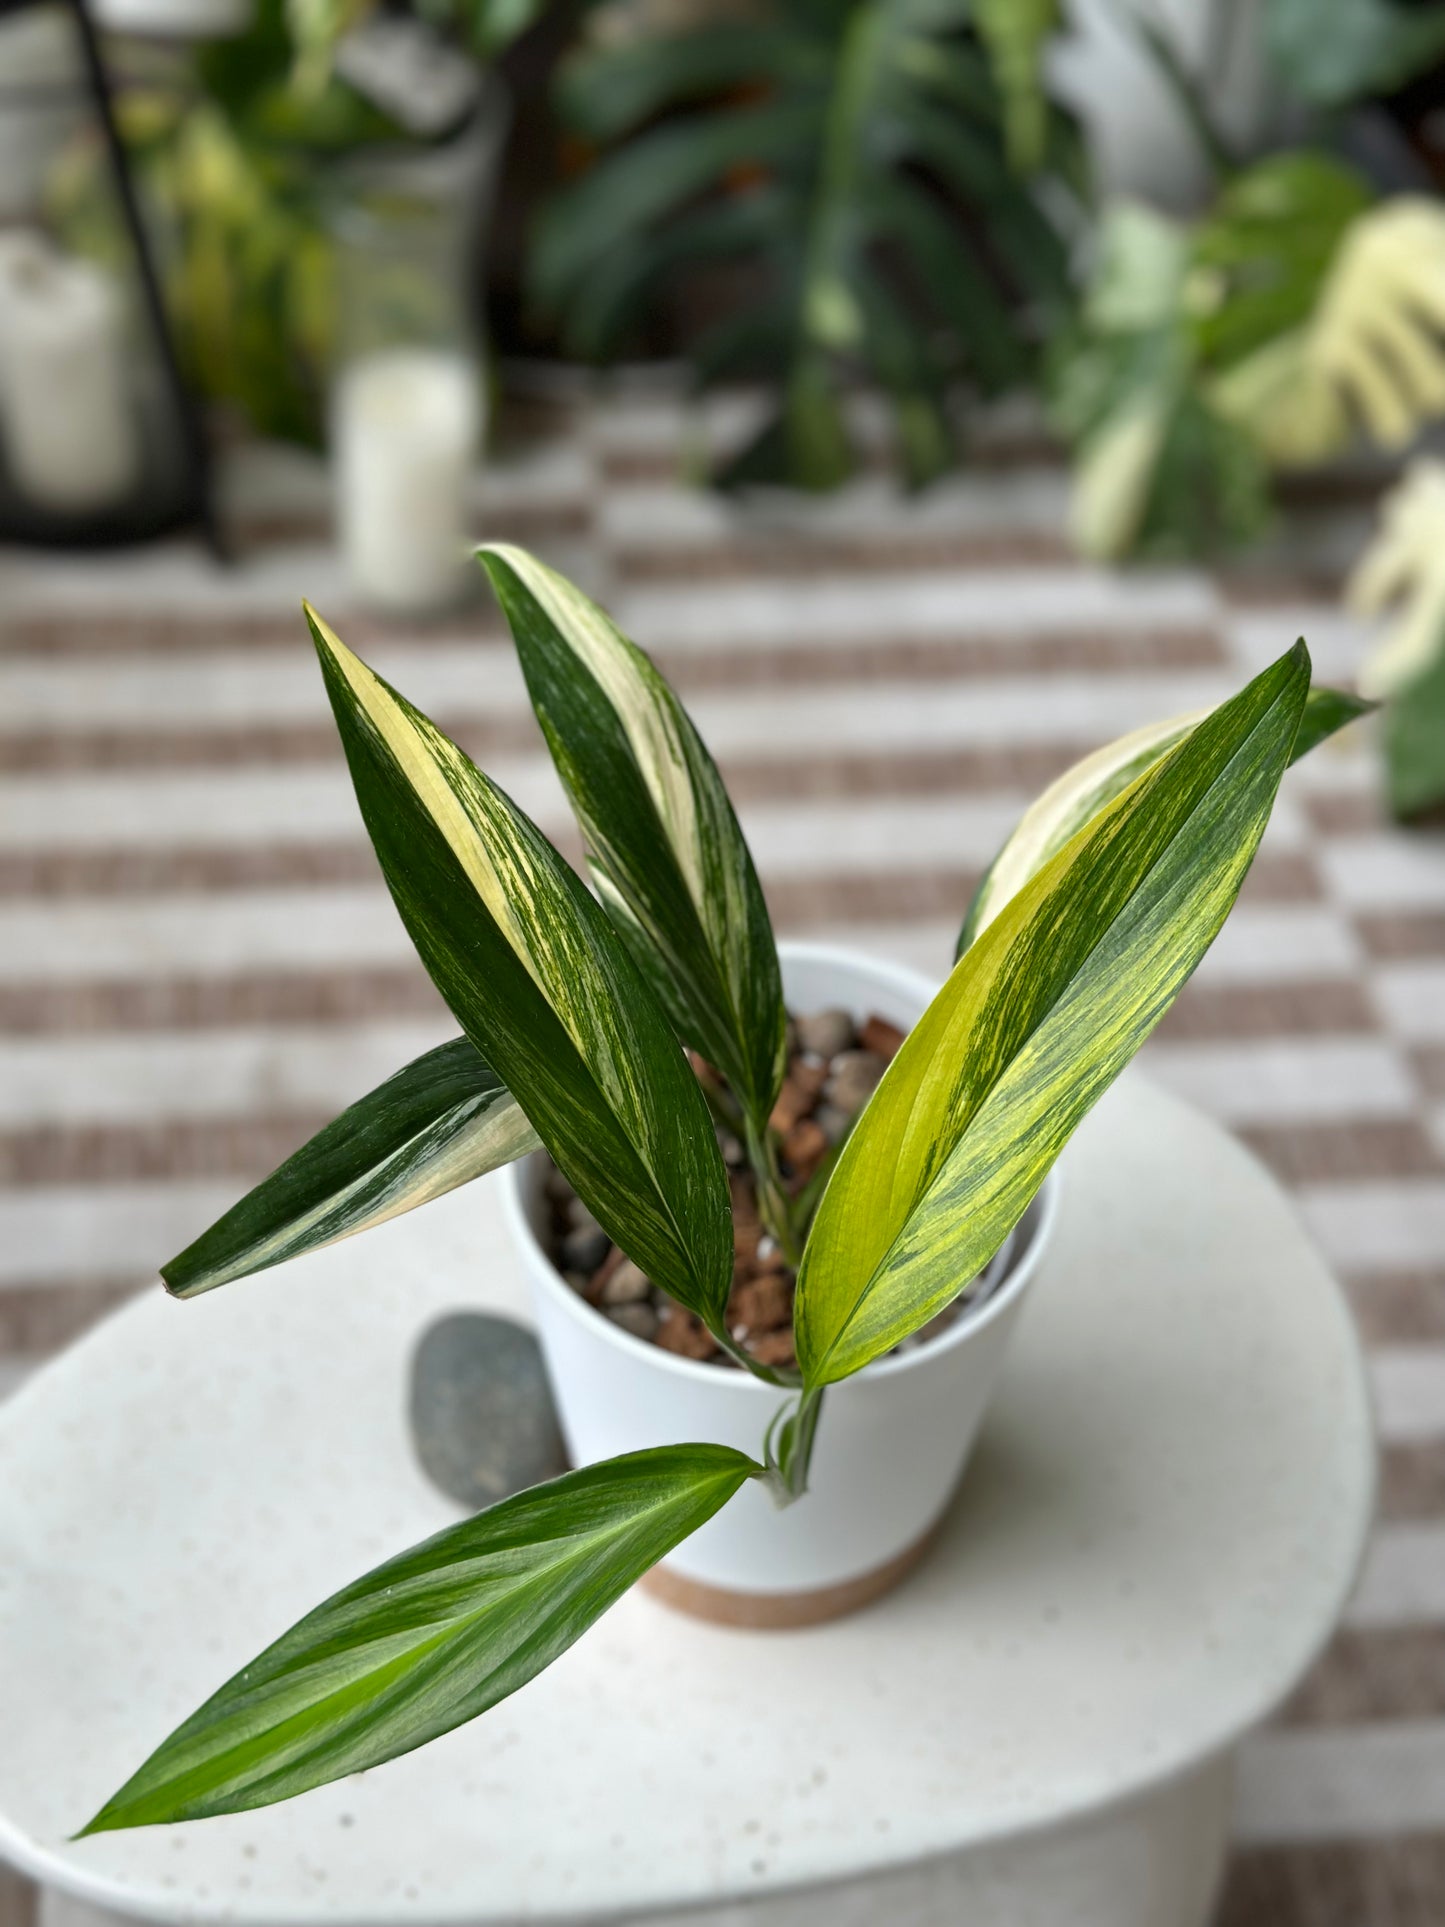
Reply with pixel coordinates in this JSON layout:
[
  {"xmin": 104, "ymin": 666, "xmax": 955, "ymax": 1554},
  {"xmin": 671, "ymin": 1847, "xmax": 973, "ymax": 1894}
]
[{"xmin": 4, "ymin": 390, "xmax": 1445, "ymax": 1925}]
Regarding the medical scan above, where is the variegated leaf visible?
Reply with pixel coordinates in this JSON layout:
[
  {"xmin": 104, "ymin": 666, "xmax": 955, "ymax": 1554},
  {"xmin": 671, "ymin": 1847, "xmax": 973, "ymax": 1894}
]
[
  {"xmin": 81, "ymin": 1444, "xmax": 759, "ymax": 1831},
  {"xmin": 306, "ymin": 607, "xmax": 732, "ymax": 1329},
  {"xmin": 797, "ymin": 642, "xmax": 1311, "ymax": 1388},
  {"xmin": 479, "ymin": 545, "xmax": 786, "ymax": 1135},
  {"xmin": 957, "ymin": 681, "xmax": 1371, "ymax": 953},
  {"xmin": 161, "ymin": 1038, "xmax": 539, "ymax": 1298}
]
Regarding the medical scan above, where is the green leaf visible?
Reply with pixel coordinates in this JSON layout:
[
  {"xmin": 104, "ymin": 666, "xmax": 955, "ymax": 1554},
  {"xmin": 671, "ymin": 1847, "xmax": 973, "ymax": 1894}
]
[
  {"xmin": 1264, "ymin": 0, "xmax": 1445, "ymax": 108},
  {"xmin": 478, "ymin": 547, "xmax": 786, "ymax": 1138},
  {"xmin": 163, "ymin": 1038, "xmax": 540, "ymax": 1297},
  {"xmin": 972, "ymin": 0, "xmax": 1059, "ymax": 173},
  {"xmin": 305, "ymin": 606, "xmax": 732, "ymax": 1331},
  {"xmin": 80, "ymin": 1445, "xmax": 759, "ymax": 1831},
  {"xmin": 958, "ymin": 682, "xmax": 1373, "ymax": 953},
  {"xmin": 796, "ymin": 643, "xmax": 1312, "ymax": 1388},
  {"xmin": 556, "ymin": 23, "xmax": 818, "ymax": 144},
  {"xmin": 1387, "ymin": 632, "xmax": 1445, "ymax": 821}
]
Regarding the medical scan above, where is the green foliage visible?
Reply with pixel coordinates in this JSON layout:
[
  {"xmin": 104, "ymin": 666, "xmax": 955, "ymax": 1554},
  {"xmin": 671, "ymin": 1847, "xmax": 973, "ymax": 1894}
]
[
  {"xmin": 95, "ymin": 550, "xmax": 1362, "ymax": 1828},
  {"xmin": 535, "ymin": 0, "xmax": 1082, "ymax": 489},
  {"xmin": 163, "ymin": 1037, "xmax": 539, "ymax": 1296},
  {"xmin": 1386, "ymin": 639, "xmax": 1445, "ymax": 821},
  {"xmin": 1053, "ymin": 152, "xmax": 1415, "ymax": 561},
  {"xmin": 1264, "ymin": 0, "xmax": 1445, "ymax": 108},
  {"xmin": 794, "ymin": 643, "xmax": 1310, "ymax": 1386},
  {"xmin": 82, "ymin": 1446, "xmax": 758, "ymax": 1831},
  {"xmin": 52, "ymin": 0, "xmax": 534, "ymax": 444}
]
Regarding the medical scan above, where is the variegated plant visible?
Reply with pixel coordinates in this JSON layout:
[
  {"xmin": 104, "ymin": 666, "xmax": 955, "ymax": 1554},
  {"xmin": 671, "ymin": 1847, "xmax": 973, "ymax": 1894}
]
[{"xmin": 84, "ymin": 549, "xmax": 1367, "ymax": 1834}]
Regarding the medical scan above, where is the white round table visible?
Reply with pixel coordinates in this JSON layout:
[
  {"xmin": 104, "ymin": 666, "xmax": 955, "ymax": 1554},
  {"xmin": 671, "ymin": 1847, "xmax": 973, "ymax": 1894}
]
[{"xmin": 0, "ymin": 1077, "xmax": 1374, "ymax": 1927}]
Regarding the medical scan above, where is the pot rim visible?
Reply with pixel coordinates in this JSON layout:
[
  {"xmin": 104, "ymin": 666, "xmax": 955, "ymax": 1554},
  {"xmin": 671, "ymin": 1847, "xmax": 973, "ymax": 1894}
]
[{"xmin": 500, "ymin": 939, "xmax": 1062, "ymax": 1397}]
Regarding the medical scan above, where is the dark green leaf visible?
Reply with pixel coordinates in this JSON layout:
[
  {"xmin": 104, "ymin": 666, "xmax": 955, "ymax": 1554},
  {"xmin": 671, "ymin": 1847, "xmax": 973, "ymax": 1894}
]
[
  {"xmin": 305, "ymin": 607, "xmax": 732, "ymax": 1331},
  {"xmin": 478, "ymin": 546, "xmax": 787, "ymax": 1137},
  {"xmin": 163, "ymin": 1038, "xmax": 539, "ymax": 1297}
]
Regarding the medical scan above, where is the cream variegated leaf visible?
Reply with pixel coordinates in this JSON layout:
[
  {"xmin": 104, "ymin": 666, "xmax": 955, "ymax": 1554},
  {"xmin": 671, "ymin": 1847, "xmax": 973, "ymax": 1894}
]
[
  {"xmin": 958, "ymin": 682, "xmax": 1371, "ymax": 952},
  {"xmin": 306, "ymin": 606, "xmax": 732, "ymax": 1329},
  {"xmin": 1347, "ymin": 456, "xmax": 1445, "ymax": 699},
  {"xmin": 479, "ymin": 544, "xmax": 785, "ymax": 1135},
  {"xmin": 797, "ymin": 643, "xmax": 1311, "ymax": 1388},
  {"xmin": 163, "ymin": 1037, "xmax": 539, "ymax": 1297},
  {"xmin": 1213, "ymin": 198, "xmax": 1445, "ymax": 467},
  {"xmin": 83, "ymin": 1445, "xmax": 759, "ymax": 1830}
]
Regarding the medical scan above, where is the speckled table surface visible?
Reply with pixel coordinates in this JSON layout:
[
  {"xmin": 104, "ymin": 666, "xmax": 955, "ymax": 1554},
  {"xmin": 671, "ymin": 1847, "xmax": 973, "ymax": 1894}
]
[{"xmin": 0, "ymin": 1076, "xmax": 1372, "ymax": 1925}]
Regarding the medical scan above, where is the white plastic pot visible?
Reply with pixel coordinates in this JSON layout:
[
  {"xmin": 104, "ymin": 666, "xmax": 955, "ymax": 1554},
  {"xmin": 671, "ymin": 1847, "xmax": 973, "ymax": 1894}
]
[{"xmin": 502, "ymin": 941, "xmax": 1059, "ymax": 1624}]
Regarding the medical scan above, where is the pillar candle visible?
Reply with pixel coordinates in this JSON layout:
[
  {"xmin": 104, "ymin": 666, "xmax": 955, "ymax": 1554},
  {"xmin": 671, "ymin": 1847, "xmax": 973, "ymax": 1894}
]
[
  {"xmin": 0, "ymin": 248, "xmax": 141, "ymax": 514},
  {"xmin": 333, "ymin": 347, "xmax": 482, "ymax": 613}
]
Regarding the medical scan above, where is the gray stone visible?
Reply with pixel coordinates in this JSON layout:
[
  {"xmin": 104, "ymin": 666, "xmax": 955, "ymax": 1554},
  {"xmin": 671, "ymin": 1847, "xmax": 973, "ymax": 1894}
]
[
  {"xmin": 606, "ymin": 1301, "xmax": 658, "ymax": 1340},
  {"xmin": 561, "ymin": 1225, "xmax": 610, "ymax": 1273},
  {"xmin": 825, "ymin": 1048, "xmax": 886, "ymax": 1114},
  {"xmin": 815, "ymin": 1101, "xmax": 852, "ymax": 1145},
  {"xmin": 566, "ymin": 1197, "xmax": 601, "ymax": 1234},
  {"xmin": 409, "ymin": 1312, "xmax": 567, "ymax": 1512},
  {"xmin": 601, "ymin": 1258, "xmax": 652, "ymax": 1304},
  {"xmin": 795, "ymin": 1007, "xmax": 856, "ymax": 1058}
]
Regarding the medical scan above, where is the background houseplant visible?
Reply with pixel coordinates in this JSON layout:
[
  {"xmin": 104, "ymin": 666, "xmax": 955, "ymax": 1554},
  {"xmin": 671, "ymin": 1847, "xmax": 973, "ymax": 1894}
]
[
  {"xmin": 49, "ymin": 0, "xmax": 540, "ymax": 446},
  {"xmin": 531, "ymin": 0, "xmax": 1086, "ymax": 489},
  {"xmin": 73, "ymin": 545, "xmax": 1366, "ymax": 1831}
]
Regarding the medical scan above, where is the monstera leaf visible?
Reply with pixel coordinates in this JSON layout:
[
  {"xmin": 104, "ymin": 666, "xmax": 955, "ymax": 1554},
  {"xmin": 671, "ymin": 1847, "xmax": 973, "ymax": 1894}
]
[
  {"xmin": 1211, "ymin": 197, "xmax": 1445, "ymax": 466},
  {"xmin": 536, "ymin": 0, "xmax": 1079, "ymax": 489}
]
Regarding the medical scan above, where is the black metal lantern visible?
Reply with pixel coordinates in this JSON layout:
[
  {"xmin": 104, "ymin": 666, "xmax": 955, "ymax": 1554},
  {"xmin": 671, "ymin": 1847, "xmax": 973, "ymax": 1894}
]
[{"xmin": 0, "ymin": 0, "xmax": 216, "ymax": 548}]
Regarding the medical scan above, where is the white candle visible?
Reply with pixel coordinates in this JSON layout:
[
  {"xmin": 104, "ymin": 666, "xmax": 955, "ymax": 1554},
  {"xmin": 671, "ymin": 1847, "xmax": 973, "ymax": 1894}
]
[
  {"xmin": 333, "ymin": 348, "xmax": 482, "ymax": 613},
  {"xmin": 0, "ymin": 249, "xmax": 141, "ymax": 514}
]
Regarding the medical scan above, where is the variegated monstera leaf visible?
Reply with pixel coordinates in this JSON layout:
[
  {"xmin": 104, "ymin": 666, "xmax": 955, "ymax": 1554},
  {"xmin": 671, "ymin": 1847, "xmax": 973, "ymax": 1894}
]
[
  {"xmin": 1212, "ymin": 198, "xmax": 1445, "ymax": 467},
  {"xmin": 1347, "ymin": 457, "xmax": 1445, "ymax": 700}
]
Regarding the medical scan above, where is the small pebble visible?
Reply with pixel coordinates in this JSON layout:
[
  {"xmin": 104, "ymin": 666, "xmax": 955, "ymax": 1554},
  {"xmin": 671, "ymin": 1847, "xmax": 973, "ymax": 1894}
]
[
  {"xmin": 795, "ymin": 1008, "xmax": 856, "ymax": 1058},
  {"xmin": 562, "ymin": 1226, "xmax": 610, "ymax": 1273},
  {"xmin": 783, "ymin": 1118, "xmax": 827, "ymax": 1172},
  {"xmin": 859, "ymin": 1013, "xmax": 905, "ymax": 1058},
  {"xmin": 730, "ymin": 1272, "xmax": 791, "ymax": 1333},
  {"xmin": 655, "ymin": 1304, "xmax": 718, "ymax": 1360},
  {"xmin": 825, "ymin": 1049, "xmax": 886, "ymax": 1114},
  {"xmin": 607, "ymin": 1302, "xmax": 658, "ymax": 1341},
  {"xmin": 601, "ymin": 1259, "xmax": 652, "ymax": 1305},
  {"xmin": 748, "ymin": 1329, "xmax": 797, "ymax": 1368},
  {"xmin": 717, "ymin": 1131, "xmax": 745, "ymax": 1167},
  {"xmin": 563, "ymin": 1270, "xmax": 591, "ymax": 1295},
  {"xmin": 815, "ymin": 1101, "xmax": 851, "ymax": 1145},
  {"xmin": 566, "ymin": 1198, "xmax": 602, "ymax": 1234}
]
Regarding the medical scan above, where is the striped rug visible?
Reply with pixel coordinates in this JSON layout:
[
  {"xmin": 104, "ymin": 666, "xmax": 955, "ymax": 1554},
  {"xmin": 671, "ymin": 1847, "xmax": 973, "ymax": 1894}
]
[{"xmin": 5, "ymin": 387, "xmax": 1445, "ymax": 1926}]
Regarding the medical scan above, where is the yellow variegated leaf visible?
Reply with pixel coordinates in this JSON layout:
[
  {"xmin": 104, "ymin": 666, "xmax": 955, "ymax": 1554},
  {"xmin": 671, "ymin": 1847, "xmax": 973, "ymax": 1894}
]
[
  {"xmin": 958, "ymin": 682, "xmax": 1371, "ymax": 954},
  {"xmin": 305, "ymin": 606, "xmax": 732, "ymax": 1330},
  {"xmin": 162, "ymin": 1038, "xmax": 539, "ymax": 1298},
  {"xmin": 479, "ymin": 544, "xmax": 785, "ymax": 1135},
  {"xmin": 797, "ymin": 643, "xmax": 1311, "ymax": 1388}
]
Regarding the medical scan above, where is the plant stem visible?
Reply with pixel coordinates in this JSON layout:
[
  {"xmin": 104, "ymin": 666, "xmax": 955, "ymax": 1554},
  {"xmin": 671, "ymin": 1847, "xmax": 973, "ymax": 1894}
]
[
  {"xmin": 771, "ymin": 1385, "xmax": 825, "ymax": 1504},
  {"xmin": 745, "ymin": 1119, "xmax": 805, "ymax": 1270}
]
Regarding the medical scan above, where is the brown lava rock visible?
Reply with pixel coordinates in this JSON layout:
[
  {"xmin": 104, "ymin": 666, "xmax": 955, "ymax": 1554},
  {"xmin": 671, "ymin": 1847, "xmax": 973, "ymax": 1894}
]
[{"xmin": 542, "ymin": 1004, "xmax": 909, "ymax": 1368}]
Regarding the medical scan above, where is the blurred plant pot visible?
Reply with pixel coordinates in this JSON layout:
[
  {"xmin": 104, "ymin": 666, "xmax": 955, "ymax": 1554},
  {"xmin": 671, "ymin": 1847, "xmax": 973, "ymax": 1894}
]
[
  {"xmin": 501, "ymin": 940, "xmax": 1060, "ymax": 1628},
  {"xmin": 330, "ymin": 74, "xmax": 508, "ymax": 613}
]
